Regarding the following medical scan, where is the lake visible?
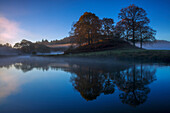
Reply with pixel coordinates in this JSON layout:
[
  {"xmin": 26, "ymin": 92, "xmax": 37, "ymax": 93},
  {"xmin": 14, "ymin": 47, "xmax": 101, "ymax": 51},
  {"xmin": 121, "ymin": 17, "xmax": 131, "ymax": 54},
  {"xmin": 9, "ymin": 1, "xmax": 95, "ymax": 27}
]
[{"xmin": 0, "ymin": 56, "xmax": 170, "ymax": 113}]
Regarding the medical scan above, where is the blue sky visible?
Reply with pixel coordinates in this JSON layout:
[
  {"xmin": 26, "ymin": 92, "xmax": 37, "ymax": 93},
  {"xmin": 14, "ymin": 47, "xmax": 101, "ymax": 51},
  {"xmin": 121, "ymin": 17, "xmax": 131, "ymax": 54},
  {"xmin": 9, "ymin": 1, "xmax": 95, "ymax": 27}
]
[{"xmin": 0, "ymin": 0, "xmax": 170, "ymax": 44}]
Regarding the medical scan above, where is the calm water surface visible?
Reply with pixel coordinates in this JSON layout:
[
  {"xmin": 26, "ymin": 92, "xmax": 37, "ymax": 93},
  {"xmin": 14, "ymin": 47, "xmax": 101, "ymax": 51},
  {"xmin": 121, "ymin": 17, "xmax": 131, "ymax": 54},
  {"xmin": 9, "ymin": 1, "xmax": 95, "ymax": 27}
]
[{"xmin": 0, "ymin": 56, "xmax": 170, "ymax": 113}]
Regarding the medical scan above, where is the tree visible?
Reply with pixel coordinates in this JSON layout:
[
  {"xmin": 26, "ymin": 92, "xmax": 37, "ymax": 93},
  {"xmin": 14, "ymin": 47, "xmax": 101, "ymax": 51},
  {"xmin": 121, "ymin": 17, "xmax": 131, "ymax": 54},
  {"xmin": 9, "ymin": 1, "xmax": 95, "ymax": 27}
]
[
  {"xmin": 101, "ymin": 18, "xmax": 114, "ymax": 38},
  {"xmin": 71, "ymin": 12, "xmax": 101, "ymax": 45},
  {"xmin": 14, "ymin": 43, "xmax": 21, "ymax": 48},
  {"xmin": 14, "ymin": 39, "xmax": 50, "ymax": 53},
  {"xmin": 138, "ymin": 25, "xmax": 156, "ymax": 48},
  {"xmin": 118, "ymin": 4, "xmax": 150, "ymax": 46},
  {"xmin": 116, "ymin": 20, "xmax": 132, "ymax": 41},
  {"xmin": 4, "ymin": 43, "xmax": 12, "ymax": 48}
]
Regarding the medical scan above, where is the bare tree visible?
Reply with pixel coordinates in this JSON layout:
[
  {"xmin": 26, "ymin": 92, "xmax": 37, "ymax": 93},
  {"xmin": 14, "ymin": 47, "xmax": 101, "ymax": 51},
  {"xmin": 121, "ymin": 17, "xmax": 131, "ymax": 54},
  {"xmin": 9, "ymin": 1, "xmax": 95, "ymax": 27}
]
[
  {"xmin": 138, "ymin": 25, "xmax": 156, "ymax": 48},
  {"xmin": 118, "ymin": 4, "xmax": 150, "ymax": 46}
]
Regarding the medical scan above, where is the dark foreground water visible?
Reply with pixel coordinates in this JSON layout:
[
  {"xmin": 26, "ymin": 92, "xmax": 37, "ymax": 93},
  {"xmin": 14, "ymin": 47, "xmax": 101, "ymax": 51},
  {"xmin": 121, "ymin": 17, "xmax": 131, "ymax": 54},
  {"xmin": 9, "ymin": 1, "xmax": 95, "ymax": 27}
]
[{"xmin": 0, "ymin": 56, "xmax": 170, "ymax": 113}]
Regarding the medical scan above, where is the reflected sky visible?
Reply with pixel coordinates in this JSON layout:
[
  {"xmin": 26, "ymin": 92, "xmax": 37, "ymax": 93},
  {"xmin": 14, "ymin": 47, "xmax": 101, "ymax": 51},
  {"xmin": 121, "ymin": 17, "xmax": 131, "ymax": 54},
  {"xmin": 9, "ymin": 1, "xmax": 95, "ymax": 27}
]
[{"xmin": 0, "ymin": 57, "xmax": 170, "ymax": 113}]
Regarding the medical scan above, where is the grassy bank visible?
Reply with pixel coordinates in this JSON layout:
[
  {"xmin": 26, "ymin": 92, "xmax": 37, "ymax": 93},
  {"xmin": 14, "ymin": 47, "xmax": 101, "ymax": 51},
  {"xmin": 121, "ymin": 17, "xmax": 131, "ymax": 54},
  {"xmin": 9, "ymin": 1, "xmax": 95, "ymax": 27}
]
[{"xmin": 65, "ymin": 49, "xmax": 170, "ymax": 62}]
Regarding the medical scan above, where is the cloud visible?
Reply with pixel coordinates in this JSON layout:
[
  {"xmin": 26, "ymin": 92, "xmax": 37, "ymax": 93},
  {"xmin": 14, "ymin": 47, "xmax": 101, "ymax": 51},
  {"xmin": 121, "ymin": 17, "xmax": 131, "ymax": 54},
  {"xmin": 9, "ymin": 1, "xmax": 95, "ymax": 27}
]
[
  {"xmin": 0, "ymin": 16, "xmax": 23, "ymax": 45},
  {"xmin": 0, "ymin": 64, "xmax": 38, "ymax": 102},
  {"xmin": 0, "ymin": 16, "xmax": 45, "ymax": 45}
]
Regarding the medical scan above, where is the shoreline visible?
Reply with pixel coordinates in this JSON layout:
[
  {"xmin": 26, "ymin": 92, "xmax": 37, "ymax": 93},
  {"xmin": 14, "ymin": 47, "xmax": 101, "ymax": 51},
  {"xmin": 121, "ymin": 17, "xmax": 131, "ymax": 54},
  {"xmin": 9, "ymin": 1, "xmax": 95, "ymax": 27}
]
[
  {"xmin": 1, "ymin": 49, "xmax": 170, "ymax": 63},
  {"xmin": 34, "ymin": 49, "xmax": 170, "ymax": 63}
]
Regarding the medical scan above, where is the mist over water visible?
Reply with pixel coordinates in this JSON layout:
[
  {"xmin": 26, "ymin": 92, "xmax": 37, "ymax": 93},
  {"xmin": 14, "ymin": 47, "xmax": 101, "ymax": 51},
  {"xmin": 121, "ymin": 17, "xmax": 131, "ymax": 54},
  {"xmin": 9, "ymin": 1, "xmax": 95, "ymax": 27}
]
[{"xmin": 0, "ymin": 56, "xmax": 170, "ymax": 113}]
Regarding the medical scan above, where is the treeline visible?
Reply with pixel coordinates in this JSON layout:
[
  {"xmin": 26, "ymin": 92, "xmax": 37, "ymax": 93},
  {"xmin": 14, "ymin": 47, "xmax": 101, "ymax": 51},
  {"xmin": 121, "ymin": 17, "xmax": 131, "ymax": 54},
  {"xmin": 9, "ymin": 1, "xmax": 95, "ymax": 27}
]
[
  {"xmin": 70, "ymin": 4, "xmax": 156, "ymax": 48},
  {"xmin": 31, "ymin": 36, "xmax": 77, "ymax": 45},
  {"xmin": 47, "ymin": 36, "xmax": 77, "ymax": 44},
  {"xmin": 14, "ymin": 39, "xmax": 50, "ymax": 54},
  {"xmin": 0, "ymin": 43, "xmax": 12, "ymax": 48}
]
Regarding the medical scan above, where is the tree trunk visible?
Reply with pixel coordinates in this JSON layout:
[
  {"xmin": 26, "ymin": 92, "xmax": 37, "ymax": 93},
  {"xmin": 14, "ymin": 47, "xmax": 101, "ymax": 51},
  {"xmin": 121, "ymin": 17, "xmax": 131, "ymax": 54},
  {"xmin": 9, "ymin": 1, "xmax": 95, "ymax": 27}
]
[
  {"xmin": 132, "ymin": 21, "xmax": 135, "ymax": 46},
  {"xmin": 88, "ymin": 32, "xmax": 90, "ymax": 45},
  {"xmin": 140, "ymin": 39, "xmax": 143, "ymax": 49},
  {"xmin": 91, "ymin": 39, "xmax": 93, "ymax": 44},
  {"xmin": 126, "ymin": 30, "xmax": 129, "ymax": 41},
  {"xmin": 91, "ymin": 33, "xmax": 93, "ymax": 44},
  {"xmin": 140, "ymin": 29, "xmax": 143, "ymax": 49}
]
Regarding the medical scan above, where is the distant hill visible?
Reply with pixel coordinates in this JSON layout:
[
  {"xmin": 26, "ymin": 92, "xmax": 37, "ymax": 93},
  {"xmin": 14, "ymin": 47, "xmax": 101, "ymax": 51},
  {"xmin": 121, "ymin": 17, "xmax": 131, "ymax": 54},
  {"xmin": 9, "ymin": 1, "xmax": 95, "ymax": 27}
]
[
  {"xmin": 136, "ymin": 40, "xmax": 170, "ymax": 50},
  {"xmin": 49, "ymin": 36, "xmax": 76, "ymax": 44},
  {"xmin": 46, "ymin": 36, "xmax": 76, "ymax": 51}
]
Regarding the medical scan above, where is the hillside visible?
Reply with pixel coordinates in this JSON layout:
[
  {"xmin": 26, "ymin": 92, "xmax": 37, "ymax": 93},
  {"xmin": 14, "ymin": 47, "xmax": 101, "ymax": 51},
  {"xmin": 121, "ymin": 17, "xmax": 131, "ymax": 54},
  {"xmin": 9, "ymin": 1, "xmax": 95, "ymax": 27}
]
[
  {"xmin": 47, "ymin": 39, "xmax": 170, "ymax": 52},
  {"xmin": 65, "ymin": 38, "xmax": 140, "ymax": 54}
]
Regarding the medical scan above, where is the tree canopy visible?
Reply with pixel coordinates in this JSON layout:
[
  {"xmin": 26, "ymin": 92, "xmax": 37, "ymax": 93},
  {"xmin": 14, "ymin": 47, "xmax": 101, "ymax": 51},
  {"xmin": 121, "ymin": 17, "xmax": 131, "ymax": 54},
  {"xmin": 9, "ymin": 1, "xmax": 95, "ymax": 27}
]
[
  {"xmin": 70, "ymin": 4, "xmax": 156, "ymax": 49},
  {"xmin": 117, "ymin": 4, "xmax": 156, "ymax": 47},
  {"xmin": 71, "ymin": 12, "xmax": 101, "ymax": 45}
]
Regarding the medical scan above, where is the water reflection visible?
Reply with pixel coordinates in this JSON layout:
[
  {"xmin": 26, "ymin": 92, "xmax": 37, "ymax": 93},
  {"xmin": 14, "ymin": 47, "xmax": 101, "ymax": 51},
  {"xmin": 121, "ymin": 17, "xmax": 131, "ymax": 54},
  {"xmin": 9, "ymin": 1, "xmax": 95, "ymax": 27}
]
[
  {"xmin": 0, "ymin": 57, "xmax": 158, "ymax": 107},
  {"xmin": 68, "ymin": 62, "xmax": 156, "ymax": 107},
  {"xmin": 0, "ymin": 71, "xmax": 20, "ymax": 100},
  {"xmin": 117, "ymin": 64, "xmax": 156, "ymax": 107}
]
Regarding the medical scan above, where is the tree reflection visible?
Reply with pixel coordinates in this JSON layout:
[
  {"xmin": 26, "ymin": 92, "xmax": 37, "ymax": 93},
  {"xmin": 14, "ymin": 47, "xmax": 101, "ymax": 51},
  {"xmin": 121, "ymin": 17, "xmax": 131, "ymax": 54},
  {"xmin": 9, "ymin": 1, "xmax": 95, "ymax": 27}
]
[
  {"xmin": 69, "ymin": 61, "xmax": 127, "ymax": 101},
  {"xmin": 69, "ymin": 62, "xmax": 156, "ymax": 106},
  {"xmin": 69, "ymin": 62, "xmax": 129, "ymax": 101},
  {"xmin": 117, "ymin": 64, "xmax": 156, "ymax": 107},
  {"xmin": 70, "ymin": 67, "xmax": 106, "ymax": 101}
]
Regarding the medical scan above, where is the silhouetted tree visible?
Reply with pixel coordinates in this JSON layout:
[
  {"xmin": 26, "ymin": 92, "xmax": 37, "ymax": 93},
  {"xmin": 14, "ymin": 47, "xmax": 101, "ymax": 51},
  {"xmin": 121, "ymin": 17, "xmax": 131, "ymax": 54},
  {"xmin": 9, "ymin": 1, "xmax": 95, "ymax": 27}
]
[
  {"xmin": 0, "ymin": 43, "xmax": 12, "ymax": 48},
  {"xmin": 14, "ymin": 39, "xmax": 50, "ymax": 53},
  {"xmin": 118, "ymin": 4, "xmax": 150, "ymax": 46},
  {"xmin": 4, "ymin": 43, "xmax": 12, "ymax": 48},
  {"xmin": 116, "ymin": 20, "xmax": 132, "ymax": 41},
  {"xmin": 138, "ymin": 25, "xmax": 156, "ymax": 48},
  {"xmin": 14, "ymin": 43, "xmax": 21, "ymax": 48}
]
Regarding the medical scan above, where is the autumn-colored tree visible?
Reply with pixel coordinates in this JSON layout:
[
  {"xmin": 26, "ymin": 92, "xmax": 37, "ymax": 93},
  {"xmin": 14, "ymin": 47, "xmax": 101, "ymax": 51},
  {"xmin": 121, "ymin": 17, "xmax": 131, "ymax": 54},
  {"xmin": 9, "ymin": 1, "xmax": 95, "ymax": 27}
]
[
  {"xmin": 71, "ymin": 12, "xmax": 101, "ymax": 45},
  {"xmin": 118, "ymin": 4, "xmax": 150, "ymax": 46}
]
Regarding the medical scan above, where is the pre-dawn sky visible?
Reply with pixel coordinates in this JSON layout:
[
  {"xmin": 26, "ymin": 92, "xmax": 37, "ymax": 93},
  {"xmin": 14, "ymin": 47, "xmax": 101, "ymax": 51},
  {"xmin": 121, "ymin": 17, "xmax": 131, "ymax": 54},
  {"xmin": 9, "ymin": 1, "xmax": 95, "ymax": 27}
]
[{"xmin": 0, "ymin": 0, "xmax": 170, "ymax": 44}]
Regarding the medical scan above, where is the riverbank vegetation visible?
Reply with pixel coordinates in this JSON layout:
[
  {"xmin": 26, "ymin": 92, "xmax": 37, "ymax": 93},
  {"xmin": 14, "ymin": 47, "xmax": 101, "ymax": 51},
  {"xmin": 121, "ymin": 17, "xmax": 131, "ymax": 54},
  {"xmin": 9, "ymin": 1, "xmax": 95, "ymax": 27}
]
[{"xmin": 65, "ymin": 49, "xmax": 170, "ymax": 63}]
